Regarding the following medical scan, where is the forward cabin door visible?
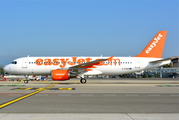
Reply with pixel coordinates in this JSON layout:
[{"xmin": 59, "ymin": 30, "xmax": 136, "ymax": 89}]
[
  {"xmin": 22, "ymin": 58, "xmax": 28, "ymax": 68},
  {"xmin": 135, "ymin": 59, "xmax": 140, "ymax": 68}
]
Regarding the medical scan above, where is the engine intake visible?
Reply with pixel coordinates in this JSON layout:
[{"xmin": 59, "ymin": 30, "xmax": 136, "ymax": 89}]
[{"xmin": 51, "ymin": 69, "xmax": 76, "ymax": 81}]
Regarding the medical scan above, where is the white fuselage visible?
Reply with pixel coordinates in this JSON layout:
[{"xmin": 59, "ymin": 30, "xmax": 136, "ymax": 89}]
[{"xmin": 4, "ymin": 56, "xmax": 170, "ymax": 76}]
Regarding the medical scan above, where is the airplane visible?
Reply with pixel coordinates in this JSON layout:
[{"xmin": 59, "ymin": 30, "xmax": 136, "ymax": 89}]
[{"xmin": 4, "ymin": 31, "xmax": 172, "ymax": 84}]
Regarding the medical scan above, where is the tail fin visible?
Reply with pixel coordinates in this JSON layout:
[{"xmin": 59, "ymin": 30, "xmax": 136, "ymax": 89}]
[{"xmin": 135, "ymin": 31, "xmax": 167, "ymax": 58}]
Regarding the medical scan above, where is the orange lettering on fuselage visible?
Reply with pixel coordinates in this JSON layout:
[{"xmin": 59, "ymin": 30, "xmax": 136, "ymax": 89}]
[
  {"xmin": 35, "ymin": 57, "xmax": 120, "ymax": 68},
  {"xmin": 60, "ymin": 59, "xmax": 69, "ymax": 68},
  {"xmin": 53, "ymin": 59, "xmax": 59, "ymax": 66},
  {"xmin": 77, "ymin": 58, "xmax": 85, "ymax": 64},
  {"xmin": 112, "ymin": 58, "xmax": 120, "ymax": 65},
  {"xmin": 36, "ymin": 59, "xmax": 43, "ymax": 66},
  {"xmin": 44, "ymin": 59, "xmax": 51, "ymax": 66},
  {"xmin": 85, "ymin": 58, "xmax": 92, "ymax": 62},
  {"xmin": 68, "ymin": 57, "xmax": 77, "ymax": 65}
]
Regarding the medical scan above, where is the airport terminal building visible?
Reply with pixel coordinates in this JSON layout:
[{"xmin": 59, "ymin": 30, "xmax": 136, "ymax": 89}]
[{"xmin": 141, "ymin": 56, "xmax": 179, "ymax": 78}]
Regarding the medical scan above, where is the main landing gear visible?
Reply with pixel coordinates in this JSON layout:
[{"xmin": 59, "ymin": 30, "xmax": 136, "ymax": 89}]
[
  {"xmin": 80, "ymin": 78, "xmax": 86, "ymax": 84},
  {"xmin": 24, "ymin": 75, "xmax": 29, "ymax": 84}
]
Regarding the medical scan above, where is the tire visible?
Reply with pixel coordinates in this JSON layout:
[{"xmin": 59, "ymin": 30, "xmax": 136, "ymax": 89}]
[
  {"xmin": 24, "ymin": 80, "xmax": 28, "ymax": 84},
  {"xmin": 80, "ymin": 78, "xmax": 86, "ymax": 84}
]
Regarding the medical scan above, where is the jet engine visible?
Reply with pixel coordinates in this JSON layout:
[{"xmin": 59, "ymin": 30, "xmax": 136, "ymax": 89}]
[{"xmin": 51, "ymin": 69, "xmax": 76, "ymax": 81}]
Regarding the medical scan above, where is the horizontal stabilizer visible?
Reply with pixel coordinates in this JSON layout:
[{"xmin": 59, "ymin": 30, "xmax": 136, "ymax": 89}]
[{"xmin": 149, "ymin": 57, "xmax": 173, "ymax": 64}]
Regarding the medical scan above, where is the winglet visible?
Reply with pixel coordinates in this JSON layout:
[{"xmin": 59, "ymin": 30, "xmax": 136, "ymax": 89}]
[{"xmin": 135, "ymin": 31, "xmax": 167, "ymax": 58}]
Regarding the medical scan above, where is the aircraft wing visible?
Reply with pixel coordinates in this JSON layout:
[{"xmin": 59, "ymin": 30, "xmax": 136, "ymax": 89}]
[
  {"xmin": 69, "ymin": 56, "xmax": 114, "ymax": 70},
  {"xmin": 149, "ymin": 57, "xmax": 173, "ymax": 64}
]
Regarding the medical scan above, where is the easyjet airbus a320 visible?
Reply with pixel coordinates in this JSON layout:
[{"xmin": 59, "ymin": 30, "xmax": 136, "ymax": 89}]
[{"xmin": 4, "ymin": 31, "xmax": 172, "ymax": 84}]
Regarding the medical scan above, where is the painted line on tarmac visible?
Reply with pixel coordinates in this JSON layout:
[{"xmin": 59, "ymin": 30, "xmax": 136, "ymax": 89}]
[
  {"xmin": 58, "ymin": 94, "xmax": 71, "ymax": 96},
  {"xmin": 11, "ymin": 88, "xmax": 75, "ymax": 90},
  {"xmin": 126, "ymin": 94, "xmax": 138, "ymax": 96},
  {"xmin": 81, "ymin": 94, "xmax": 93, "ymax": 96},
  {"xmin": 0, "ymin": 84, "xmax": 24, "ymax": 87},
  {"xmin": 35, "ymin": 94, "xmax": 48, "ymax": 96},
  {"xmin": 170, "ymin": 94, "xmax": 179, "ymax": 96},
  {"xmin": 55, "ymin": 83, "xmax": 79, "ymax": 84},
  {"xmin": 157, "ymin": 84, "xmax": 179, "ymax": 87},
  {"xmin": 152, "ymin": 82, "xmax": 163, "ymax": 84},
  {"xmin": 103, "ymin": 94, "xmax": 116, "ymax": 96},
  {"xmin": 0, "ymin": 84, "xmax": 56, "ymax": 109},
  {"xmin": 148, "ymin": 94, "xmax": 161, "ymax": 96}
]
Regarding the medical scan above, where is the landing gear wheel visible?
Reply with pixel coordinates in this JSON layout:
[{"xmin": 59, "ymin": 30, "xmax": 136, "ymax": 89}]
[
  {"xmin": 80, "ymin": 78, "xmax": 86, "ymax": 84},
  {"xmin": 24, "ymin": 80, "xmax": 28, "ymax": 84}
]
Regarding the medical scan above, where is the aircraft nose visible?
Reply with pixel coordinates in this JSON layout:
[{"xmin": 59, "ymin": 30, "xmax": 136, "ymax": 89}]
[
  {"xmin": 3, "ymin": 65, "xmax": 10, "ymax": 72},
  {"xmin": 3, "ymin": 66, "xmax": 8, "ymax": 72}
]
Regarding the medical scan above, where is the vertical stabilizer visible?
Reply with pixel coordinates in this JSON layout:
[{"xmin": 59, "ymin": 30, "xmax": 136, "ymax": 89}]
[{"xmin": 135, "ymin": 31, "xmax": 167, "ymax": 58}]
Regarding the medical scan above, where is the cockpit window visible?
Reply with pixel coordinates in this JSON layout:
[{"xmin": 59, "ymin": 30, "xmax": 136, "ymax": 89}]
[{"xmin": 11, "ymin": 61, "xmax": 17, "ymax": 64}]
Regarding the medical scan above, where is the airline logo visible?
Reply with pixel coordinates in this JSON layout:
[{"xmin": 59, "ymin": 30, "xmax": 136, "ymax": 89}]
[
  {"xmin": 55, "ymin": 74, "xmax": 65, "ymax": 76},
  {"xmin": 35, "ymin": 57, "xmax": 120, "ymax": 68},
  {"xmin": 146, "ymin": 33, "xmax": 163, "ymax": 54}
]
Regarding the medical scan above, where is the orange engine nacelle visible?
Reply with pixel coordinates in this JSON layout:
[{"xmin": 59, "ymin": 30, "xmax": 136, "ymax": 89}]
[{"xmin": 51, "ymin": 70, "xmax": 76, "ymax": 81}]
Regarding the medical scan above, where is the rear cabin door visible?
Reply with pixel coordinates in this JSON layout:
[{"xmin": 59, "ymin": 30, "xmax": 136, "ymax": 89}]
[{"xmin": 135, "ymin": 59, "xmax": 140, "ymax": 68}]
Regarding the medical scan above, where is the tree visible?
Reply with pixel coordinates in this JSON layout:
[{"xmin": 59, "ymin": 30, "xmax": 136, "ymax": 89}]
[
  {"xmin": 169, "ymin": 63, "xmax": 173, "ymax": 68},
  {"xmin": 124, "ymin": 74, "xmax": 128, "ymax": 78},
  {"xmin": 154, "ymin": 73, "xmax": 160, "ymax": 78},
  {"xmin": 0, "ymin": 68, "xmax": 4, "ymax": 75},
  {"xmin": 143, "ymin": 73, "xmax": 147, "ymax": 78},
  {"xmin": 148, "ymin": 75, "xmax": 152, "ymax": 78},
  {"xmin": 165, "ymin": 64, "xmax": 169, "ymax": 68}
]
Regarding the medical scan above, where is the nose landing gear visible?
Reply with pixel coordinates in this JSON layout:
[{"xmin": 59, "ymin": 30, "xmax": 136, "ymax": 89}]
[
  {"xmin": 24, "ymin": 80, "xmax": 29, "ymax": 84},
  {"xmin": 24, "ymin": 75, "xmax": 29, "ymax": 84}
]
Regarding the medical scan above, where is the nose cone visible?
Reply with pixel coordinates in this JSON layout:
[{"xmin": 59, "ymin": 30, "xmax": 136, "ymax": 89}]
[
  {"xmin": 3, "ymin": 65, "xmax": 11, "ymax": 73},
  {"xmin": 3, "ymin": 65, "xmax": 9, "ymax": 73},
  {"xmin": 3, "ymin": 64, "xmax": 17, "ymax": 74}
]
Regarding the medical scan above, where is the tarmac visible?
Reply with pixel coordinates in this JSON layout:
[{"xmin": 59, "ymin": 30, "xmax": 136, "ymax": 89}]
[{"xmin": 0, "ymin": 78, "xmax": 179, "ymax": 120}]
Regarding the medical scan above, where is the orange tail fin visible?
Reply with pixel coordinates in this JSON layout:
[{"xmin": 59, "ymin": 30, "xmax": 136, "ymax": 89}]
[{"xmin": 135, "ymin": 31, "xmax": 167, "ymax": 58}]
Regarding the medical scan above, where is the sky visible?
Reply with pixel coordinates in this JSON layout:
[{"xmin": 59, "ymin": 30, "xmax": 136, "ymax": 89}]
[{"xmin": 0, "ymin": 0, "xmax": 178, "ymax": 64}]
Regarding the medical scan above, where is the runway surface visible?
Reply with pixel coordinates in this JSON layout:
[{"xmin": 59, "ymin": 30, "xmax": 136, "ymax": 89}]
[{"xmin": 0, "ymin": 78, "xmax": 179, "ymax": 119}]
